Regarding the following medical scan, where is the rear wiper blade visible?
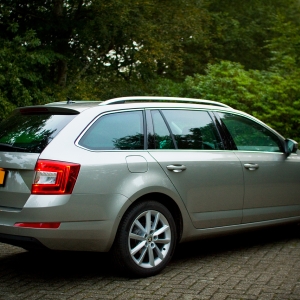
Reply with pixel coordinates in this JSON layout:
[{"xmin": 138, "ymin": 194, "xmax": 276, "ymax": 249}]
[{"xmin": 0, "ymin": 143, "xmax": 26, "ymax": 151}]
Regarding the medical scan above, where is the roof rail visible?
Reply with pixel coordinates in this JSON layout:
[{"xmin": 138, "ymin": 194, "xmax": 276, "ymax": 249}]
[{"xmin": 99, "ymin": 96, "xmax": 231, "ymax": 108}]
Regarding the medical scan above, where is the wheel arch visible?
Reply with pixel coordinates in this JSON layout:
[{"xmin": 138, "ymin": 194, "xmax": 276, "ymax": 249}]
[{"xmin": 122, "ymin": 192, "xmax": 183, "ymax": 243}]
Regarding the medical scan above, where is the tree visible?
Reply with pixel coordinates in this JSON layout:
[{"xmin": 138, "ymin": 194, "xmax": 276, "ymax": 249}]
[
  {"xmin": 0, "ymin": 0, "xmax": 210, "ymax": 111},
  {"xmin": 0, "ymin": 28, "xmax": 57, "ymax": 119},
  {"xmin": 1, "ymin": 1, "xmax": 208, "ymax": 86},
  {"xmin": 182, "ymin": 60, "xmax": 300, "ymax": 141},
  {"xmin": 1, "ymin": 0, "xmax": 300, "ymax": 139},
  {"xmin": 200, "ymin": 0, "xmax": 300, "ymax": 71}
]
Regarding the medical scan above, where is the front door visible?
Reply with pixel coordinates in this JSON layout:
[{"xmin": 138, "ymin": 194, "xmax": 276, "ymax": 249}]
[{"xmin": 217, "ymin": 112, "xmax": 300, "ymax": 223}]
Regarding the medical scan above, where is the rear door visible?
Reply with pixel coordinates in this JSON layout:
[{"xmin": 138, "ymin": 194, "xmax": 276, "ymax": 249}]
[{"xmin": 147, "ymin": 109, "xmax": 244, "ymax": 229}]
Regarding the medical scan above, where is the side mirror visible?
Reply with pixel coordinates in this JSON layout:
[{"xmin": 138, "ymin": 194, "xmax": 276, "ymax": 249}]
[{"xmin": 284, "ymin": 139, "xmax": 298, "ymax": 156}]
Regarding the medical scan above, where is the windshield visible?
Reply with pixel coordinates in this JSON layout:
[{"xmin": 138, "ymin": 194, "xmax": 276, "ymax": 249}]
[{"xmin": 0, "ymin": 111, "xmax": 76, "ymax": 153}]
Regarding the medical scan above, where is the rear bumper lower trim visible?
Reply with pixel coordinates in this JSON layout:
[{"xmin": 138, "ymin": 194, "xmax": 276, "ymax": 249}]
[{"xmin": 0, "ymin": 233, "xmax": 48, "ymax": 250}]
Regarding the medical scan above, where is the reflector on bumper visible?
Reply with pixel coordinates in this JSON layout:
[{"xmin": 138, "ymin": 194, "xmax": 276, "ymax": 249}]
[{"xmin": 14, "ymin": 222, "xmax": 61, "ymax": 229}]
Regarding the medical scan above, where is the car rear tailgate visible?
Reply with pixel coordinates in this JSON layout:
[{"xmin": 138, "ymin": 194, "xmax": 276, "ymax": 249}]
[{"xmin": 0, "ymin": 152, "xmax": 39, "ymax": 209}]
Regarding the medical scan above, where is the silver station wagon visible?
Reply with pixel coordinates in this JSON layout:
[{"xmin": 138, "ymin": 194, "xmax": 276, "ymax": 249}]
[{"xmin": 0, "ymin": 96, "xmax": 299, "ymax": 277}]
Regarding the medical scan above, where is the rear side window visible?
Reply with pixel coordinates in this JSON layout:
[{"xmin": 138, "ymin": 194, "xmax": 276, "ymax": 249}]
[
  {"xmin": 78, "ymin": 110, "xmax": 144, "ymax": 150},
  {"xmin": 0, "ymin": 111, "xmax": 76, "ymax": 153},
  {"xmin": 158, "ymin": 110, "xmax": 223, "ymax": 150}
]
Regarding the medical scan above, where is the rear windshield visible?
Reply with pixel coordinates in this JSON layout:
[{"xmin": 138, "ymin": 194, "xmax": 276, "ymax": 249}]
[{"xmin": 0, "ymin": 111, "xmax": 76, "ymax": 153}]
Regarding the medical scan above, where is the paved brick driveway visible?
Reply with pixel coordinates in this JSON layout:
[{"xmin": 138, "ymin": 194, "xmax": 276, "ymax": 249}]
[{"xmin": 0, "ymin": 225, "xmax": 299, "ymax": 300}]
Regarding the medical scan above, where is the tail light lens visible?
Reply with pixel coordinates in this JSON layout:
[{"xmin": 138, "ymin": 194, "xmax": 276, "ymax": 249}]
[{"xmin": 32, "ymin": 160, "xmax": 80, "ymax": 195}]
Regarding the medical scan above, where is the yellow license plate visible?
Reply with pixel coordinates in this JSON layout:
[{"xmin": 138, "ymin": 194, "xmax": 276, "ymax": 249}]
[{"xmin": 0, "ymin": 169, "xmax": 6, "ymax": 186}]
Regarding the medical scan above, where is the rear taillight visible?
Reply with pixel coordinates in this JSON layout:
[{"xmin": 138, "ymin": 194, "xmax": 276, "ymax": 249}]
[{"xmin": 32, "ymin": 160, "xmax": 80, "ymax": 195}]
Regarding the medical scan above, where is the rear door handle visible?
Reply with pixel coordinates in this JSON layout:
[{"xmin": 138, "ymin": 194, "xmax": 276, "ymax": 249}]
[
  {"xmin": 244, "ymin": 163, "xmax": 259, "ymax": 171},
  {"xmin": 166, "ymin": 164, "xmax": 186, "ymax": 173}
]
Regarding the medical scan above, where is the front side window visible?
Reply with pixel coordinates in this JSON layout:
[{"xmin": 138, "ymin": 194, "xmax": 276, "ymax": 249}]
[
  {"xmin": 78, "ymin": 110, "xmax": 144, "ymax": 150},
  {"xmin": 152, "ymin": 109, "xmax": 223, "ymax": 150},
  {"xmin": 218, "ymin": 112, "xmax": 283, "ymax": 152}
]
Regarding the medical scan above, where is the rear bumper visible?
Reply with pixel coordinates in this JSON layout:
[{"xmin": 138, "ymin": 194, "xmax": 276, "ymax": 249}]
[
  {"xmin": 0, "ymin": 220, "xmax": 116, "ymax": 252},
  {"xmin": 0, "ymin": 193, "xmax": 130, "ymax": 252}
]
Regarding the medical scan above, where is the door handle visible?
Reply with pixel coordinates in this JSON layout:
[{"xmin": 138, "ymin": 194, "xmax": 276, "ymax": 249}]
[
  {"xmin": 166, "ymin": 164, "xmax": 187, "ymax": 173},
  {"xmin": 244, "ymin": 163, "xmax": 259, "ymax": 171}
]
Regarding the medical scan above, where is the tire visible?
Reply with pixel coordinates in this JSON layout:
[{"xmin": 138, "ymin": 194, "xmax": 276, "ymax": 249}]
[{"xmin": 112, "ymin": 200, "xmax": 177, "ymax": 277}]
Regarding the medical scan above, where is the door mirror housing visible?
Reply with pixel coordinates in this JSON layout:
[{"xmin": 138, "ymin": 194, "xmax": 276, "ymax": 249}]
[{"xmin": 284, "ymin": 139, "xmax": 298, "ymax": 156}]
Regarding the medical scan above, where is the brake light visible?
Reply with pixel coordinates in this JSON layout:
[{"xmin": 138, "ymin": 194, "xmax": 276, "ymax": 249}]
[
  {"xmin": 32, "ymin": 160, "xmax": 80, "ymax": 195},
  {"xmin": 14, "ymin": 222, "xmax": 61, "ymax": 229}
]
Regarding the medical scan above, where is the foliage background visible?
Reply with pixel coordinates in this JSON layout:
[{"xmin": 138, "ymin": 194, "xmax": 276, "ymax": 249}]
[{"xmin": 0, "ymin": 0, "xmax": 299, "ymax": 140}]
